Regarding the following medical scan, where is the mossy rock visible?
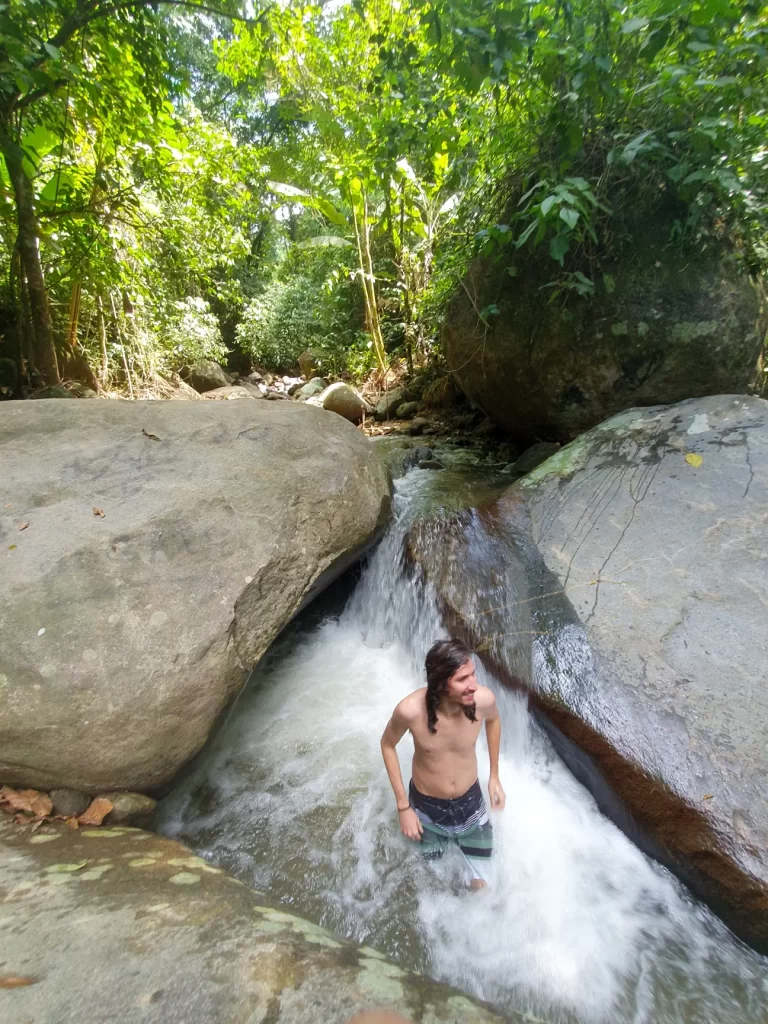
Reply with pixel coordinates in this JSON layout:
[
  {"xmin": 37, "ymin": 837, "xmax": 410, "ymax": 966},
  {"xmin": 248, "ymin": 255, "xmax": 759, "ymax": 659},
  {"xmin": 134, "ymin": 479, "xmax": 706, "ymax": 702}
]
[{"xmin": 442, "ymin": 237, "xmax": 766, "ymax": 440}]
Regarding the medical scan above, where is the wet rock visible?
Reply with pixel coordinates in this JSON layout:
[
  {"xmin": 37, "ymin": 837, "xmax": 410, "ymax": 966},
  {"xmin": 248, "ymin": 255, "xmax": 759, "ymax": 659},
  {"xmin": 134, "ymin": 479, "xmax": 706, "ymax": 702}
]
[
  {"xmin": 311, "ymin": 382, "xmax": 372, "ymax": 424},
  {"xmin": 201, "ymin": 385, "xmax": 258, "ymax": 400},
  {"xmin": 181, "ymin": 360, "xmax": 229, "ymax": 394},
  {"xmin": 0, "ymin": 399, "xmax": 391, "ymax": 792},
  {"xmin": 443, "ymin": 234, "xmax": 766, "ymax": 439},
  {"xmin": 50, "ymin": 788, "xmax": 90, "ymax": 818},
  {"xmin": 395, "ymin": 401, "xmax": 419, "ymax": 420},
  {"xmin": 408, "ymin": 395, "xmax": 768, "ymax": 952},
  {"xmin": 287, "ymin": 381, "xmax": 304, "ymax": 396},
  {"xmin": 101, "ymin": 792, "xmax": 157, "ymax": 825},
  {"xmin": 511, "ymin": 441, "xmax": 560, "ymax": 476},
  {"xmin": 0, "ymin": 819, "xmax": 508, "ymax": 1024},
  {"xmin": 409, "ymin": 417, "xmax": 430, "ymax": 436},
  {"xmin": 297, "ymin": 377, "xmax": 328, "ymax": 400},
  {"xmin": 417, "ymin": 459, "xmax": 444, "ymax": 470}
]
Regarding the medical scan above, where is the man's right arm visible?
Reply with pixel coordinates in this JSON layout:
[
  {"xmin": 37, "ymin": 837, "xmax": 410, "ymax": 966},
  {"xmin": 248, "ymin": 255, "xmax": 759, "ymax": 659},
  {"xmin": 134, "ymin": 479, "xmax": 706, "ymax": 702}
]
[{"xmin": 380, "ymin": 704, "xmax": 423, "ymax": 841}]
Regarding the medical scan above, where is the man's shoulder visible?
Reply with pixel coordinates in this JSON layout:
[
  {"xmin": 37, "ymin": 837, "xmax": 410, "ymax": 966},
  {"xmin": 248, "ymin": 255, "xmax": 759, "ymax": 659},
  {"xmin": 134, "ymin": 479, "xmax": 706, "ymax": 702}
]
[
  {"xmin": 395, "ymin": 688, "xmax": 426, "ymax": 724},
  {"xmin": 474, "ymin": 685, "xmax": 497, "ymax": 714}
]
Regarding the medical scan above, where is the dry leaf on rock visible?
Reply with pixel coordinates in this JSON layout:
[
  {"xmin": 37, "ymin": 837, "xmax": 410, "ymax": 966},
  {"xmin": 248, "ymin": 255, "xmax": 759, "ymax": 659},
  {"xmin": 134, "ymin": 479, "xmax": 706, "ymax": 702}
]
[
  {"xmin": 78, "ymin": 797, "xmax": 114, "ymax": 826},
  {"xmin": 92, "ymin": 507, "xmax": 105, "ymax": 518},
  {"xmin": 0, "ymin": 976, "xmax": 38, "ymax": 989},
  {"xmin": 18, "ymin": 521, "xmax": 29, "ymax": 531},
  {"xmin": 0, "ymin": 786, "xmax": 52, "ymax": 817}
]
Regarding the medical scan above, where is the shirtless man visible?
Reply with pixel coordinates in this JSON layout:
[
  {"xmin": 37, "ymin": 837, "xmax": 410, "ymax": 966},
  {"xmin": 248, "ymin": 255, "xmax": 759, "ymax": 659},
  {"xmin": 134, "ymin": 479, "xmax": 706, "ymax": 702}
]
[{"xmin": 380, "ymin": 638, "xmax": 505, "ymax": 887}]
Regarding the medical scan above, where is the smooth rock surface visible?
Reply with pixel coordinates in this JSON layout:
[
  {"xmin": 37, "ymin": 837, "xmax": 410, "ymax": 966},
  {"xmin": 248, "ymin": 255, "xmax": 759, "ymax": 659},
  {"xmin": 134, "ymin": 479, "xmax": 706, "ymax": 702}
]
[
  {"xmin": 181, "ymin": 360, "xmax": 230, "ymax": 394},
  {"xmin": 443, "ymin": 242, "xmax": 766, "ymax": 439},
  {"xmin": 0, "ymin": 818, "xmax": 507, "ymax": 1024},
  {"xmin": 408, "ymin": 395, "xmax": 768, "ymax": 951},
  {"xmin": 297, "ymin": 377, "xmax": 328, "ymax": 400},
  {"xmin": 311, "ymin": 382, "xmax": 372, "ymax": 424},
  {"xmin": 49, "ymin": 788, "xmax": 90, "ymax": 818},
  {"xmin": 102, "ymin": 792, "xmax": 157, "ymax": 825},
  {"xmin": 201, "ymin": 385, "xmax": 259, "ymax": 400},
  {"xmin": 0, "ymin": 400, "xmax": 391, "ymax": 792}
]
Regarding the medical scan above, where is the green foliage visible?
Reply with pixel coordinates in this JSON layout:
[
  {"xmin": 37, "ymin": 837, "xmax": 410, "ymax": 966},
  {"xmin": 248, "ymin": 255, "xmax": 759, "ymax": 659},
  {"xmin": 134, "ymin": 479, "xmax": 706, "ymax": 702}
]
[
  {"xmin": 3, "ymin": 0, "xmax": 768, "ymax": 391},
  {"xmin": 235, "ymin": 270, "xmax": 368, "ymax": 377},
  {"xmin": 158, "ymin": 297, "xmax": 228, "ymax": 367}
]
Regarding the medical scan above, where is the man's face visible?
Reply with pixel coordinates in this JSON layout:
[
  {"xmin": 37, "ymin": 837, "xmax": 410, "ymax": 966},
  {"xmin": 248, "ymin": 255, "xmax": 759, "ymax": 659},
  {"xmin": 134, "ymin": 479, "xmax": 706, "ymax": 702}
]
[{"xmin": 446, "ymin": 658, "xmax": 478, "ymax": 706}]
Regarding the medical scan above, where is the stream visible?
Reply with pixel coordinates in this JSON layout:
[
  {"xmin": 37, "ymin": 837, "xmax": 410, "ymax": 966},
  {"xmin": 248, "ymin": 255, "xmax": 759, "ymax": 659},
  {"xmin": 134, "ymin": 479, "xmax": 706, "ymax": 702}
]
[{"xmin": 157, "ymin": 451, "xmax": 768, "ymax": 1023}]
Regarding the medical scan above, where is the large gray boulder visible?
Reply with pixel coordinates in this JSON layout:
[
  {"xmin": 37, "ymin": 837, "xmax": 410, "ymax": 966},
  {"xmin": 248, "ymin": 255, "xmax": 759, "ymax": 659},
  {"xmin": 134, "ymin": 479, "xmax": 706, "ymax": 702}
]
[
  {"xmin": 0, "ymin": 400, "xmax": 391, "ymax": 793},
  {"xmin": 181, "ymin": 360, "xmax": 230, "ymax": 393},
  {"xmin": 0, "ymin": 819, "xmax": 508, "ymax": 1024},
  {"xmin": 443, "ymin": 242, "xmax": 766, "ymax": 439},
  {"xmin": 408, "ymin": 395, "xmax": 768, "ymax": 951},
  {"xmin": 309, "ymin": 382, "xmax": 373, "ymax": 424}
]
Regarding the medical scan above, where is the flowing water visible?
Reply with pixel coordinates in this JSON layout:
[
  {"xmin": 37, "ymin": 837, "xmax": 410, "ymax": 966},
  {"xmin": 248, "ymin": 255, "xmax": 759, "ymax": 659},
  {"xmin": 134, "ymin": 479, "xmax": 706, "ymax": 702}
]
[{"xmin": 158, "ymin": 461, "xmax": 768, "ymax": 1024}]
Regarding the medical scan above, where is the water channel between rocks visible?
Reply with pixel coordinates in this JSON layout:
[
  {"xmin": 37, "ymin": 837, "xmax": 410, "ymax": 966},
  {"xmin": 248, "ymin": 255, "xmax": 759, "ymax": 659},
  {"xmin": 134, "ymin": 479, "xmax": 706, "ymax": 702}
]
[{"xmin": 157, "ymin": 449, "xmax": 768, "ymax": 1024}]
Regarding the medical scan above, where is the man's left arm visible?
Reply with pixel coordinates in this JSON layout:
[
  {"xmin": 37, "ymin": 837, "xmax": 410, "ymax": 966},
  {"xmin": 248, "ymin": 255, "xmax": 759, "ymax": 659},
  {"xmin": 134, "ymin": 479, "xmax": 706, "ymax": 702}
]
[{"xmin": 480, "ymin": 689, "xmax": 506, "ymax": 810}]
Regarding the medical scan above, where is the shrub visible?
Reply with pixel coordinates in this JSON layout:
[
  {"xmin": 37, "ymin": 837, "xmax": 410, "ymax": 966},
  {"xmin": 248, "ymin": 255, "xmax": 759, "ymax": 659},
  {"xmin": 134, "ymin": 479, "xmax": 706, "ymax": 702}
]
[{"xmin": 235, "ymin": 273, "xmax": 369, "ymax": 377}]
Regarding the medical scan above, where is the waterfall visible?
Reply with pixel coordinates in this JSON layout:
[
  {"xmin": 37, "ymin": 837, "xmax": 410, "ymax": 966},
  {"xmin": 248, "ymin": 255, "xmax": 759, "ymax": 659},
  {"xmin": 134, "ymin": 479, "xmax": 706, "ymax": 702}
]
[{"xmin": 157, "ymin": 467, "xmax": 768, "ymax": 1023}]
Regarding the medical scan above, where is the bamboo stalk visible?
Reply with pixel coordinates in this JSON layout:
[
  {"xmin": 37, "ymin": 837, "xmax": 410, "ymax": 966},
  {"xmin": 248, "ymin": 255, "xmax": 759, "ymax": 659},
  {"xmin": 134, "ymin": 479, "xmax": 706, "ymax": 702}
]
[{"xmin": 97, "ymin": 294, "xmax": 108, "ymax": 385}]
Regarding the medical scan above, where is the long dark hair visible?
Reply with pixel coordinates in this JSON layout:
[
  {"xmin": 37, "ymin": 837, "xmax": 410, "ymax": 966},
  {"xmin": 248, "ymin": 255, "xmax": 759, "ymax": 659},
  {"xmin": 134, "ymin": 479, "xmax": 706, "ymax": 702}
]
[{"xmin": 425, "ymin": 638, "xmax": 476, "ymax": 734}]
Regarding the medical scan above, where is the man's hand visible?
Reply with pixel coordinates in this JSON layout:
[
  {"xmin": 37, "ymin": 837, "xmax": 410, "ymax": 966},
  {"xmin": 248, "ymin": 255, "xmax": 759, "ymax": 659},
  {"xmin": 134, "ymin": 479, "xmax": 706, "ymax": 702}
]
[
  {"xmin": 489, "ymin": 775, "xmax": 506, "ymax": 811},
  {"xmin": 398, "ymin": 807, "xmax": 423, "ymax": 841}
]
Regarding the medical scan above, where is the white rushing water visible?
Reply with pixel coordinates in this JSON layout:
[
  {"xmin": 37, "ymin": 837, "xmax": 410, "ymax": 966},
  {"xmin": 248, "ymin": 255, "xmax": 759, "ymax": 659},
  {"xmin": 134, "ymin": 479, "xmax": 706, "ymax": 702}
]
[{"xmin": 158, "ymin": 468, "xmax": 768, "ymax": 1023}]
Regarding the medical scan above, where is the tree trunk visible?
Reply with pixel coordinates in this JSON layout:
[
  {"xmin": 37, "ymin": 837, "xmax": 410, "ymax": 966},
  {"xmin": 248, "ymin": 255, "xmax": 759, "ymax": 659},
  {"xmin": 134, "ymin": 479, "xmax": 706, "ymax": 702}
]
[
  {"xmin": 97, "ymin": 294, "xmax": 108, "ymax": 385},
  {"xmin": 2, "ymin": 134, "xmax": 60, "ymax": 385}
]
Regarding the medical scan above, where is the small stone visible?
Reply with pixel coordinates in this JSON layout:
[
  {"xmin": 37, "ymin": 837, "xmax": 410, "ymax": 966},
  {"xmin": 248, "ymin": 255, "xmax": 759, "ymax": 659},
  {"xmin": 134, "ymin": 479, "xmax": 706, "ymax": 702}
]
[
  {"xmin": 418, "ymin": 459, "xmax": 444, "ymax": 470},
  {"xmin": 50, "ymin": 788, "xmax": 91, "ymax": 818},
  {"xmin": 101, "ymin": 792, "xmax": 157, "ymax": 826}
]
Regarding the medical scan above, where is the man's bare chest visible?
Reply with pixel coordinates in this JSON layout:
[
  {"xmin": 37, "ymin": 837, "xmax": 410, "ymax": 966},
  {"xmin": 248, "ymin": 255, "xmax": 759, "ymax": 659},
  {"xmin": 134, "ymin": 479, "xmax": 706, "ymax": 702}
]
[{"xmin": 411, "ymin": 714, "xmax": 482, "ymax": 758}]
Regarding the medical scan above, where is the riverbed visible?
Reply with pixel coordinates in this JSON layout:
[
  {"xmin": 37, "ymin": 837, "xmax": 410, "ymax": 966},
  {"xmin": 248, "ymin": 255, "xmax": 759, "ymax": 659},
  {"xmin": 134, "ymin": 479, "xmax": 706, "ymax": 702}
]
[{"xmin": 157, "ymin": 456, "xmax": 768, "ymax": 1023}]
